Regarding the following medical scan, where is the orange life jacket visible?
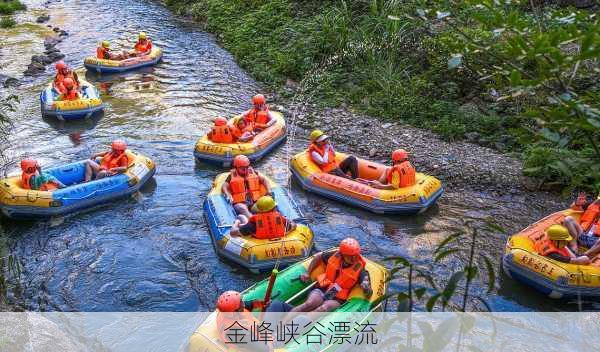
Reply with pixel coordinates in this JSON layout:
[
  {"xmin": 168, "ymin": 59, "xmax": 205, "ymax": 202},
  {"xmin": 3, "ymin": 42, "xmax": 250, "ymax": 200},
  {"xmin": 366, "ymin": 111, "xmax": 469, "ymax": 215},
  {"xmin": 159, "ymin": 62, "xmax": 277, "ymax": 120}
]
[
  {"xmin": 100, "ymin": 152, "xmax": 128, "ymax": 171},
  {"xmin": 134, "ymin": 40, "xmax": 152, "ymax": 53},
  {"xmin": 387, "ymin": 161, "xmax": 416, "ymax": 188},
  {"xmin": 21, "ymin": 172, "xmax": 58, "ymax": 191},
  {"xmin": 228, "ymin": 168, "xmax": 265, "ymax": 204},
  {"xmin": 535, "ymin": 239, "xmax": 571, "ymax": 258},
  {"xmin": 308, "ymin": 143, "xmax": 338, "ymax": 173},
  {"xmin": 316, "ymin": 252, "xmax": 366, "ymax": 301},
  {"xmin": 61, "ymin": 89, "xmax": 79, "ymax": 101},
  {"xmin": 97, "ymin": 47, "xmax": 110, "ymax": 59},
  {"xmin": 210, "ymin": 125, "xmax": 234, "ymax": 143},
  {"xmin": 54, "ymin": 72, "xmax": 78, "ymax": 92},
  {"xmin": 216, "ymin": 309, "xmax": 259, "ymax": 344},
  {"xmin": 255, "ymin": 110, "xmax": 270, "ymax": 130},
  {"xmin": 250, "ymin": 210, "xmax": 286, "ymax": 239},
  {"xmin": 580, "ymin": 202, "xmax": 600, "ymax": 236},
  {"xmin": 245, "ymin": 106, "xmax": 270, "ymax": 129}
]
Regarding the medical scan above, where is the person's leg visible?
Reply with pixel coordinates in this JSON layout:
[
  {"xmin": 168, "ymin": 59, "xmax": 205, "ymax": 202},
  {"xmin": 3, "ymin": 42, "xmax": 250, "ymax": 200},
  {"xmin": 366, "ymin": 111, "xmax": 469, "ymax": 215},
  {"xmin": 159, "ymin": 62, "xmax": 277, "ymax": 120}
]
[
  {"xmin": 233, "ymin": 203, "xmax": 253, "ymax": 218},
  {"xmin": 584, "ymin": 238, "xmax": 600, "ymax": 257},
  {"xmin": 84, "ymin": 160, "xmax": 101, "ymax": 182},
  {"xmin": 95, "ymin": 170, "xmax": 109, "ymax": 180},
  {"xmin": 329, "ymin": 168, "xmax": 347, "ymax": 178},
  {"xmin": 313, "ymin": 299, "xmax": 341, "ymax": 313},
  {"xmin": 564, "ymin": 216, "xmax": 583, "ymax": 251},
  {"xmin": 290, "ymin": 289, "xmax": 324, "ymax": 313},
  {"xmin": 338, "ymin": 156, "xmax": 358, "ymax": 179}
]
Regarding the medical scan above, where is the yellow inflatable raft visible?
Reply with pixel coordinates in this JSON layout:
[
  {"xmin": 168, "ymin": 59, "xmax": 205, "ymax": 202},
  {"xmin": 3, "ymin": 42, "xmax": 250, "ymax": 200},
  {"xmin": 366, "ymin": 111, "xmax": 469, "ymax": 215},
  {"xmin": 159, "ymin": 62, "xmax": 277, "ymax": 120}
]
[
  {"xmin": 204, "ymin": 172, "xmax": 313, "ymax": 273},
  {"xmin": 290, "ymin": 150, "xmax": 443, "ymax": 214},
  {"xmin": 503, "ymin": 208, "xmax": 600, "ymax": 298},
  {"xmin": 84, "ymin": 47, "xmax": 162, "ymax": 73},
  {"xmin": 194, "ymin": 112, "xmax": 286, "ymax": 167},
  {"xmin": 188, "ymin": 248, "xmax": 389, "ymax": 352}
]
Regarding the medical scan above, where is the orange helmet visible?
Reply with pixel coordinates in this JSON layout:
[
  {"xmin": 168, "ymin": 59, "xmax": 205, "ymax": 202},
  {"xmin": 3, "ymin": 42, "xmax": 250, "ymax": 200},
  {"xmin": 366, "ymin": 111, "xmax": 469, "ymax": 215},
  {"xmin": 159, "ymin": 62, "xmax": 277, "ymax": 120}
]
[
  {"xmin": 339, "ymin": 238, "xmax": 361, "ymax": 256},
  {"xmin": 55, "ymin": 61, "xmax": 67, "ymax": 71},
  {"xmin": 252, "ymin": 94, "xmax": 266, "ymax": 106},
  {"xmin": 20, "ymin": 159, "xmax": 38, "ymax": 172},
  {"xmin": 214, "ymin": 117, "xmax": 228, "ymax": 126},
  {"xmin": 111, "ymin": 140, "xmax": 127, "ymax": 151},
  {"xmin": 392, "ymin": 149, "xmax": 408, "ymax": 162},
  {"xmin": 217, "ymin": 290, "xmax": 242, "ymax": 312},
  {"xmin": 63, "ymin": 78, "xmax": 74, "ymax": 89},
  {"xmin": 233, "ymin": 155, "xmax": 250, "ymax": 168}
]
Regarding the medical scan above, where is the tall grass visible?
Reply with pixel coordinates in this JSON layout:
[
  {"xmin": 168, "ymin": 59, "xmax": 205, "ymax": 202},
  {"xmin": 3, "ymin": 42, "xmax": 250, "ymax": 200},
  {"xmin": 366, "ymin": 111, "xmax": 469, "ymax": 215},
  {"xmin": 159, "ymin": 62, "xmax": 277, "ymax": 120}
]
[{"xmin": 0, "ymin": 0, "xmax": 26, "ymax": 15}]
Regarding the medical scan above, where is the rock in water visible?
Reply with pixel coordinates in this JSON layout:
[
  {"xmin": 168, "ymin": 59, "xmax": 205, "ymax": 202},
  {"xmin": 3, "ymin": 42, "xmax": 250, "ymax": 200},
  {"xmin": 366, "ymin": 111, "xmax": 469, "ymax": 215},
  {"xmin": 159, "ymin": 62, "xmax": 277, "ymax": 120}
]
[{"xmin": 36, "ymin": 15, "xmax": 50, "ymax": 23}]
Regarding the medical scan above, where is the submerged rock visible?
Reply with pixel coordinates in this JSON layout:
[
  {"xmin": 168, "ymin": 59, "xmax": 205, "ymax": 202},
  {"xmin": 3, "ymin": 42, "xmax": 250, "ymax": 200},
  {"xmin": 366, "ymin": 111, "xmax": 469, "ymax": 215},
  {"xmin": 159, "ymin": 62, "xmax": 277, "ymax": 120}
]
[{"xmin": 36, "ymin": 15, "xmax": 50, "ymax": 23}]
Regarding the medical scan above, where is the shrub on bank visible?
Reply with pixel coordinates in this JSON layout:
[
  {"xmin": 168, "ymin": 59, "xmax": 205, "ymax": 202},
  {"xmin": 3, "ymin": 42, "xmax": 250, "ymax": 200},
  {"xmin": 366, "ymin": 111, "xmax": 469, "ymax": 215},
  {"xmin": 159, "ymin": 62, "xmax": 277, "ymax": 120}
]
[
  {"xmin": 0, "ymin": 0, "xmax": 26, "ymax": 15},
  {"xmin": 0, "ymin": 16, "xmax": 16, "ymax": 28}
]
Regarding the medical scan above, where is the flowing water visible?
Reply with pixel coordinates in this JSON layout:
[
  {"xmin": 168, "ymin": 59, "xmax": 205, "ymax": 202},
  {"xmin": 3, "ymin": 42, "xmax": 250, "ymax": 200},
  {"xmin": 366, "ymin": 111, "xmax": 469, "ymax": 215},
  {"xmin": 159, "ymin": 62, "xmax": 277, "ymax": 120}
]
[{"xmin": 0, "ymin": 0, "xmax": 591, "ymax": 312}]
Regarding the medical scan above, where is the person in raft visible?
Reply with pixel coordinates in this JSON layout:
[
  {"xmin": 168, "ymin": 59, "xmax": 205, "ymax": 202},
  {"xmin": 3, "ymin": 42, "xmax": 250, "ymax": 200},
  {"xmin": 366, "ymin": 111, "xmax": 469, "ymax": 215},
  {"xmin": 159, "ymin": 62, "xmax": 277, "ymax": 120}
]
[
  {"xmin": 131, "ymin": 32, "xmax": 152, "ymax": 56},
  {"xmin": 229, "ymin": 195, "xmax": 296, "ymax": 238},
  {"xmin": 291, "ymin": 238, "xmax": 372, "ymax": 313},
  {"xmin": 221, "ymin": 155, "xmax": 271, "ymax": 219},
  {"xmin": 241, "ymin": 94, "xmax": 276, "ymax": 131},
  {"xmin": 564, "ymin": 193, "xmax": 600, "ymax": 257},
  {"xmin": 360, "ymin": 149, "xmax": 416, "ymax": 189},
  {"xmin": 308, "ymin": 130, "xmax": 359, "ymax": 179},
  {"xmin": 53, "ymin": 61, "xmax": 79, "ymax": 94},
  {"xmin": 535, "ymin": 224, "xmax": 591, "ymax": 264},
  {"xmin": 57, "ymin": 78, "xmax": 79, "ymax": 101},
  {"xmin": 207, "ymin": 117, "xmax": 235, "ymax": 143},
  {"xmin": 84, "ymin": 140, "xmax": 129, "ymax": 182},
  {"xmin": 96, "ymin": 41, "xmax": 126, "ymax": 61},
  {"xmin": 20, "ymin": 159, "xmax": 66, "ymax": 191}
]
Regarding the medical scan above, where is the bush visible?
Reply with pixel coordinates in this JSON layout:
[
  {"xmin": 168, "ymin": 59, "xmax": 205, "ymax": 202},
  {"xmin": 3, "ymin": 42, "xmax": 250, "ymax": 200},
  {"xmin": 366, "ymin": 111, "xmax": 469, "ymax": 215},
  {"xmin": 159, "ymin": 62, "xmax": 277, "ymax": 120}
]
[
  {"xmin": 0, "ymin": 16, "xmax": 15, "ymax": 28},
  {"xmin": 0, "ymin": 1, "xmax": 25, "ymax": 15}
]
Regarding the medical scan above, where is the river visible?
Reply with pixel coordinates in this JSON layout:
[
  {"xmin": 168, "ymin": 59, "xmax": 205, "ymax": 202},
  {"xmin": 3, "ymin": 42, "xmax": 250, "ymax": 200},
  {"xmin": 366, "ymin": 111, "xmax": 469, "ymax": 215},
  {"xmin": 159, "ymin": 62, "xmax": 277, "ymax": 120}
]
[{"xmin": 0, "ymin": 0, "xmax": 591, "ymax": 312}]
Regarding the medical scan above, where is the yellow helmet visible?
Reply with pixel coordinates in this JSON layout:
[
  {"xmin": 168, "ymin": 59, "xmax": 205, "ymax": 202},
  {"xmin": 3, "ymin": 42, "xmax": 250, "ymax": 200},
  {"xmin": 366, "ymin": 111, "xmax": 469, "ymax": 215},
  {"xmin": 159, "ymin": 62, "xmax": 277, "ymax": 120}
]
[
  {"xmin": 310, "ymin": 129, "xmax": 328, "ymax": 142},
  {"xmin": 101, "ymin": 40, "xmax": 110, "ymax": 48},
  {"xmin": 139, "ymin": 32, "xmax": 147, "ymax": 40},
  {"xmin": 546, "ymin": 224, "xmax": 572, "ymax": 241},
  {"xmin": 252, "ymin": 196, "xmax": 277, "ymax": 213}
]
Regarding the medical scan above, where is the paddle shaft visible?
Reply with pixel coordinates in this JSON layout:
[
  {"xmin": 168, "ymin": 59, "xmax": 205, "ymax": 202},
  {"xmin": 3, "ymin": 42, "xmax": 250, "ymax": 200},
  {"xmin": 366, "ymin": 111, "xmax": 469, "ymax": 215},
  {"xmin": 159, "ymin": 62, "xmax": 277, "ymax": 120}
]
[{"xmin": 262, "ymin": 269, "xmax": 278, "ymax": 311}]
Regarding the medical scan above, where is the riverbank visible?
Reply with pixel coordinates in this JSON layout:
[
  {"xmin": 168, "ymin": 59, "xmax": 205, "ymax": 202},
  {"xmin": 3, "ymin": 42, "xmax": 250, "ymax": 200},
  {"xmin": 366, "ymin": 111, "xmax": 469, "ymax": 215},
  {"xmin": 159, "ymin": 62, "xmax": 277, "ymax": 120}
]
[{"xmin": 165, "ymin": 0, "xmax": 599, "ymax": 194}]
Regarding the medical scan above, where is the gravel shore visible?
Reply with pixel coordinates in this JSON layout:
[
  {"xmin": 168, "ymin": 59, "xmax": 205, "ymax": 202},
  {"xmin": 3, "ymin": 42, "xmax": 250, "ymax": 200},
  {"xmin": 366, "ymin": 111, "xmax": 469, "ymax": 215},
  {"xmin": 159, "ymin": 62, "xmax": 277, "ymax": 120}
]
[{"xmin": 273, "ymin": 100, "xmax": 565, "ymax": 207}]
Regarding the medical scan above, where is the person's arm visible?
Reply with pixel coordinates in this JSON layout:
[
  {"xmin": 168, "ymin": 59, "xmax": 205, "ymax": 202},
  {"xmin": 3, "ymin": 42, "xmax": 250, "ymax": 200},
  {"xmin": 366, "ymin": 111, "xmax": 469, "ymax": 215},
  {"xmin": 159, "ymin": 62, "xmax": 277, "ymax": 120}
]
[
  {"xmin": 237, "ymin": 220, "xmax": 257, "ymax": 237},
  {"xmin": 230, "ymin": 220, "xmax": 242, "ymax": 237},
  {"xmin": 222, "ymin": 176, "xmax": 234, "ymax": 202},
  {"xmin": 299, "ymin": 253, "xmax": 326, "ymax": 282},
  {"xmin": 265, "ymin": 111, "xmax": 277, "ymax": 127},
  {"xmin": 571, "ymin": 256, "xmax": 591, "ymax": 265},
  {"xmin": 90, "ymin": 151, "xmax": 107, "ymax": 160},
  {"xmin": 310, "ymin": 150, "xmax": 326, "ymax": 165},
  {"xmin": 258, "ymin": 172, "xmax": 271, "ymax": 195}
]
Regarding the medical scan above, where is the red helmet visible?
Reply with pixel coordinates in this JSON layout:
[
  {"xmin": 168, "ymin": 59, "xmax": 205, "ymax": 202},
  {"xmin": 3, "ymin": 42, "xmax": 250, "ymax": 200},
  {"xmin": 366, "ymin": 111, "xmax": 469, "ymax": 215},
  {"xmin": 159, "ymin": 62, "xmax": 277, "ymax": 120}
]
[
  {"xmin": 339, "ymin": 238, "xmax": 361, "ymax": 256},
  {"xmin": 232, "ymin": 155, "xmax": 250, "ymax": 168},
  {"xmin": 20, "ymin": 159, "xmax": 38, "ymax": 172},
  {"xmin": 111, "ymin": 140, "xmax": 127, "ymax": 151},
  {"xmin": 252, "ymin": 94, "xmax": 266, "ymax": 106},
  {"xmin": 217, "ymin": 290, "xmax": 242, "ymax": 312},
  {"xmin": 63, "ymin": 78, "xmax": 74, "ymax": 89},
  {"xmin": 214, "ymin": 117, "xmax": 228, "ymax": 126},
  {"xmin": 392, "ymin": 149, "xmax": 408, "ymax": 162},
  {"xmin": 55, "ymin": 61, "xmax": 67, "ymax": 71}
]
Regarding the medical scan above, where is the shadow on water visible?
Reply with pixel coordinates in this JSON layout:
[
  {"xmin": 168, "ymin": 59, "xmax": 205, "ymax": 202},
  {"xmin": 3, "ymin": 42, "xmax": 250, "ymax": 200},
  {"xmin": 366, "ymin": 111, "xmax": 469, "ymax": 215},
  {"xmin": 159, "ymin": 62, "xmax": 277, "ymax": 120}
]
[{"xmin": 0, "ymin": 0, "xmax": 587, "ymax": 312}]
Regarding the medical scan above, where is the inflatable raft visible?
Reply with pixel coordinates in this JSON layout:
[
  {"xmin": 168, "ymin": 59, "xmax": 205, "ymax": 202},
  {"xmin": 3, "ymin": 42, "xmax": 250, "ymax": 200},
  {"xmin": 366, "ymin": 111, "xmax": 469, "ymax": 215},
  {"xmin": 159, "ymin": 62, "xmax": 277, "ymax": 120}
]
[
  {"xmin": 204, "ymin": 172, "xmax": 313, "ymax": 273},
  {"xmin": 290, "ymin": 151, "xmax": 443, "ymax": 214},
  {"xmin": 83, "ymin": 47, "xmax": 162, "ymax": 73},
  {"xmin": 188, "ymin": 249, "xmax": 388, "ymax": 352},
  {"xmin": 39, "ymin": 79, "xmax": 104, "ymax": 121},
  {"xmin": 503, "ymin": 208, "xmax": 600, "ymax": 298},
  {"xmin": 194, "ymin": 112, "xmax": 286, "ymax": 167},
  {"xmin": 0, "ymin": 150, "xmax": 155, "ymax": 219}
]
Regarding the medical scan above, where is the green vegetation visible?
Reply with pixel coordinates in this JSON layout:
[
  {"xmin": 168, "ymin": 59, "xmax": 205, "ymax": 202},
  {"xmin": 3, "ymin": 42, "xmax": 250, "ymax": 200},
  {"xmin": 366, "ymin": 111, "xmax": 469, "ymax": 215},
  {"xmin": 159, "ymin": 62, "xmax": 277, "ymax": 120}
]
[
  {"xmin": 0, "ymin": 0, "xmax": 25, "ymax": 15},
  {"xmin": 0, "ymin": 16, "xmax": 16, "ymax": 28},
  {"xmin": 166, "ymin": 0, "xmax": 599, "ymax": 192}
]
